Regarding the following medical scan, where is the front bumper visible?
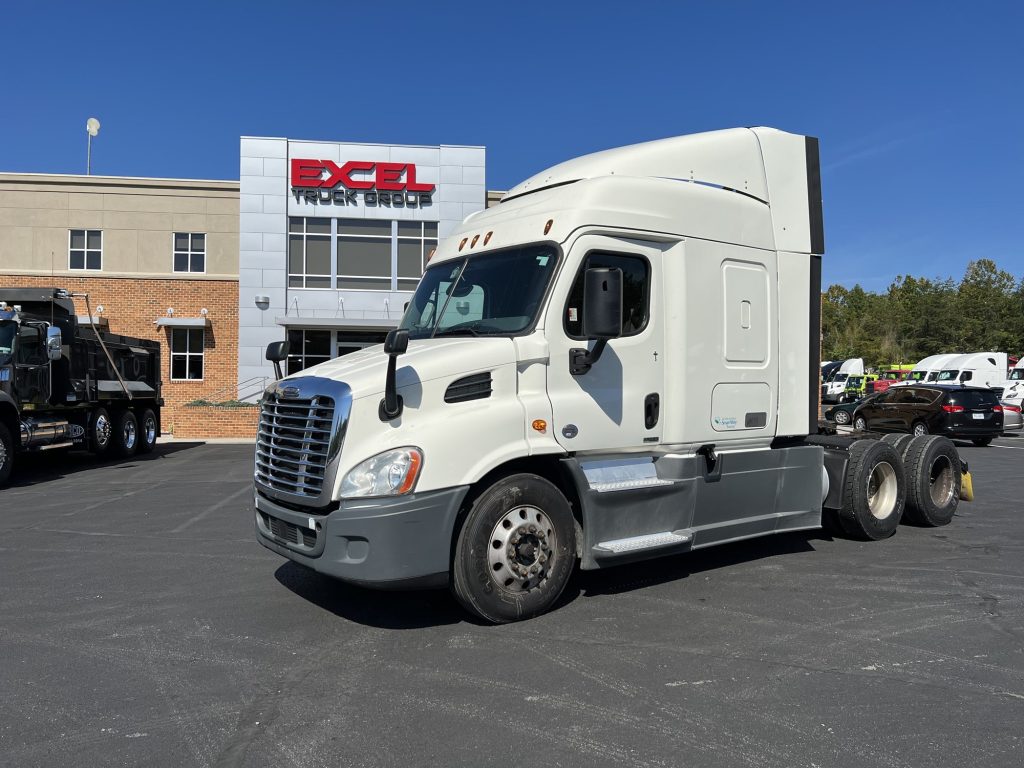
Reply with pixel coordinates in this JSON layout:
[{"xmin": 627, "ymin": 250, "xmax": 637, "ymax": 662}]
[{"xmin": 255, "ymin": 486, "xmax": 469, "ymax": 589}]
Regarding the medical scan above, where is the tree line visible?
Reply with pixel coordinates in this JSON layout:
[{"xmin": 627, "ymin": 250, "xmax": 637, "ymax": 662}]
[{"xmin": 821, "ymin": 259, "xmax": 1023, "ymax": 369}]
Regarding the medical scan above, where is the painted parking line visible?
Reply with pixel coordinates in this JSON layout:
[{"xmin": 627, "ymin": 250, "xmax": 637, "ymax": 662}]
[{"xmin": 990, "ymin": 443, "xmax": 1024, "ymax": 450}]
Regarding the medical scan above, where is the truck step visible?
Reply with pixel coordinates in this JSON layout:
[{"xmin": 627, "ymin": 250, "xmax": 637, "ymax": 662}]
[{"xmin": 594, "ymin": 530, "xmax": 692, "ymax": 555}]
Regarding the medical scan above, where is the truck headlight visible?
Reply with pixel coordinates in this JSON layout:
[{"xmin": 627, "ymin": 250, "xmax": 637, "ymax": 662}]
[{"xmin": 340, "ymin": 447, "xmax": 423, "ymax": 499}]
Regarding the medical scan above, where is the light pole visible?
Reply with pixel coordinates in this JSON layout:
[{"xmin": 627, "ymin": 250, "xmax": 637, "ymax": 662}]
[{"xmin": 86, "ymin": 117, "xmax": 100, "ymax": 175}]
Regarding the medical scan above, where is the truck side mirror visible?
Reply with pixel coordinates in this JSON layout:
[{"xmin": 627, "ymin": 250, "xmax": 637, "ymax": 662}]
[
  {"xmin": 46, "ymin": 326, "xmax": 62, "ymax": 361},
  {"xmin": 582, "ymin": 267, "xmax": 623, "ymax": 340},
  {"xmin": 266, "ymin": 340, "xmax": 290, "ymax": 381},
  {"xmin": 571, "ymin": 268, "xmax": 622, "ymax": 376},
  {"xmin": 380, "ymin": 329, "xmax": 410, "ymax": 421}
]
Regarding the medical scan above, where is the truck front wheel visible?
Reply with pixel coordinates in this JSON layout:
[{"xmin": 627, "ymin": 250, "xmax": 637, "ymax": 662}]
[
  {"xmin": 0, "ymin": 422, "xmax": 13, "ymax": 486},
  {"xmin": 452, "ymin": 474, "xmax": 577, "ymax": 623}
]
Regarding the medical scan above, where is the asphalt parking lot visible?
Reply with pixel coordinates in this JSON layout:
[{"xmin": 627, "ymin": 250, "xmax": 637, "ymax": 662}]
[{"xmin": 1, "ymin": 437, "xmax": 1023, "ymax": 768}]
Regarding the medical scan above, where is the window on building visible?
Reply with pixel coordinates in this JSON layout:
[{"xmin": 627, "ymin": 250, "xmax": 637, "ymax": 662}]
[
  {"xmin": 564, "ymin": 252, "xmax": 651, "ymax": 339},
  {"xmin": 337, "ymin": 219, "xmax": 393, "ymax": 291},
  {"xmin": 286, "ymin": 329, "xmax": 332, "ymax": 375},
  {"xmin": 173, "ymin": 233, "xmax": 206, "ymax": 273},
  {"xmin": 170, "ymin": 329, "xmax": 204, "ymax": 381},
  {"xmin": 288, "ymin": 218, "xmax": 331, "ymax": 288},
  {"xmin": 397, "ymin": 221, "xmax": 438, "ymax": 291},
  {"xmin": 69, "ymin": 229, "xmax": 102, "ymax": 270}
]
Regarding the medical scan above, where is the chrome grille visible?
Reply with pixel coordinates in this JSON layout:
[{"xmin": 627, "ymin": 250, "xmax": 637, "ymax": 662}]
[{"xmin": 256, "ymin": 393, "xmax": 335, "ymax": 498}]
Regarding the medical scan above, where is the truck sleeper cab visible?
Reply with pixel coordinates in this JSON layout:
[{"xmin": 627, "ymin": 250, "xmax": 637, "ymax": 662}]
[{"xmin": 254, "ymin": 128, "xmax": 968, "ymax": 623}]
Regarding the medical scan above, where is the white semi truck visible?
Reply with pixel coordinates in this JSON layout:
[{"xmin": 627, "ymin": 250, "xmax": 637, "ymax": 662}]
[{"xmin": 254, "ymin": 128, "xmax": 970, "ymax": 623}]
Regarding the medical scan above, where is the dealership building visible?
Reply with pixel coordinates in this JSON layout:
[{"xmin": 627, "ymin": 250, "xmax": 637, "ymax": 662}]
[
  {"xmin": 0, "ymin": 137, "xmax": 491, "ymax": 435},
  {"xmin": 237, "ymin": 137, "xmax": 487, "ymax": 387}
]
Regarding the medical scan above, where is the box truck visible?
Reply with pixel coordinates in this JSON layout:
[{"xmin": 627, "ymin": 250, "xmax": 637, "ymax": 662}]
[
  {"xmin": 253, "ymin": 128, "xmax": 970, "ymax": 622},
  {"xmin": 0, "ymin": 288, "xmax": 161, "ymax": 486}
]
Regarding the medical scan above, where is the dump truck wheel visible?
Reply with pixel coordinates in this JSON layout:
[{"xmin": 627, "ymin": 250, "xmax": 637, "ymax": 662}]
[
  {"xmin": 839, "ymin": 440, "xmax": 906, "ymax": 540},
  {"xmin": 89, "ymin": 407, "xmax": 113, "ymax": 456},
  {"xmin": 902, "ymin": 436, "xmax": 960, "ymax": 527},
  {"xmin": 137, "ymin": 409, "xmax": 158, "ymax": 454},
  {"xmin": 452, "ymin": 474, "xmax": 576, "ymax": 623},
  {"xmin": 112, "ymin": 410, "xmax": 139, "ymax": 458},
  {"xmin": 0, "ymin": 422, "xmax": 13, "ymax": 487}
]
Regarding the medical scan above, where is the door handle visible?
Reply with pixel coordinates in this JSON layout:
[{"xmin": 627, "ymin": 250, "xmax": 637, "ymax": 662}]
[{"xmin": 644, "ymin": 393, "xmax": 660, "ymax": 429}]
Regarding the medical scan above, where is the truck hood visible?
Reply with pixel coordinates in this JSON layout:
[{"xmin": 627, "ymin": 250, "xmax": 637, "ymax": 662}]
[{"xmin": 284, "ymin": 336, "xmax": 517, "ymax": 401}]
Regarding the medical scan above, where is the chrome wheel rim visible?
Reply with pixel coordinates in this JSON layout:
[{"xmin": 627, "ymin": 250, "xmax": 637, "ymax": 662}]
[
  {"xmin": 487, "ymin": 505, "xmax": 556, "ymax": 593},
  {"xmin": 867, "ymin": 461, "xmax": 898, "ymax": 519},
  {"xmin": 123, "ymin": 420, "xmax": 137, "ymax": 450},
  {"xmin": 928, "ymin": 455, "xmax": 954, "ymax": 507},
  {"xmin": 913, "ymin": 423, "xmax": 927, "ymax": 437},
  {"xmin": 95, "ymin": 414, "xmax": 111, "ymax": 447},
  {"xmin": 0, "ymin": 437, "xmax": 7, "ymax": 471},
  {"xmin": 144, "ymin": 416, "xmax": 157, "ymax": 445},
  {"xmin": 855, "ymin": 418, "xmax": 866, "ymax": 431},
  {"xmin": 835, "ymin": 411, "xmax": 850, "ymax": 425}
]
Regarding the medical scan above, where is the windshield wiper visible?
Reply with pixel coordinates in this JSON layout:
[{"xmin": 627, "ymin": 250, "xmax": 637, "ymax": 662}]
[{"xmin": 433, "ymin": 326, "xmax": 480, "ymax": 338}]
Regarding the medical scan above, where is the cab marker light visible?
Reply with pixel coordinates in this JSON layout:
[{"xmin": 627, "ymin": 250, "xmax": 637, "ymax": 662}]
[
  {"xmin": 532, "ymin": 419, "xmax": 547, "ymax": 434},
  {"xmin": 459, "ymin": 238, "xmax": 468, "ymax": 251},
  {"xmin": 471, "ymin": 234, "xmax": 479, "ymax": 248},
  {"xmin": 544, "ymin": 219, "xmax": 553, "ymax": 235},
  {"xmin": 483, "ymin": 231, "xmax": 493, "ymax": 245}
]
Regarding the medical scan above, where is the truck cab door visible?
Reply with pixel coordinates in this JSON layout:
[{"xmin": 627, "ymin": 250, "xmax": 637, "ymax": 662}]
[
  {"xmin": 545, "ymin": 235, "xmax": 665, "ymax": 452},
  {"xmin": 14, "ymin": 322, "xmax": 51, "ymax": 405}
]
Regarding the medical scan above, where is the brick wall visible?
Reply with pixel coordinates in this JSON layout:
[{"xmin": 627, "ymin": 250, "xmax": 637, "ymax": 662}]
[
  {"xmin": 0, "ymin": 274, "xmax": 242, "ymax": 434},
  {"xmin": 173, "ymin": 403, "xmax": 259, "ymax": 440}
]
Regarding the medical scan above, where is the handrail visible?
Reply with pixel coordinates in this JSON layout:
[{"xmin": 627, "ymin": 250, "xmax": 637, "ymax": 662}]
[{"xmin": 195, "ymin": 376, "xmax": 268, "ymax": 403}]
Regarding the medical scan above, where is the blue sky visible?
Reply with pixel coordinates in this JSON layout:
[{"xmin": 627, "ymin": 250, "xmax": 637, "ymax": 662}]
[{"xmin": 2, "ymin": 2, "xmax": 1021, "ymax": 289}]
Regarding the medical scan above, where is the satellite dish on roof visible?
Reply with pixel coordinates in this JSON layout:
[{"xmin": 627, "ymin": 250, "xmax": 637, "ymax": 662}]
[{"xmin": 86, "ymin": 118, "xmax": 101, "ymax": 137}]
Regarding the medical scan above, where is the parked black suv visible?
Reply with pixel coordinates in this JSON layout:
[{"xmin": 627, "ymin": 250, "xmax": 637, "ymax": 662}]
[{"xmin": 852, "ymin": 384, "xmax": 1002, "ymax": 446}]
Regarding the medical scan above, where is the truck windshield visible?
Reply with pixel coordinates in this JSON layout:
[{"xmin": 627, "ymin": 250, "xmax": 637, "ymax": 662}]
[
  {"xmin": 400, "ymin": 245, "xmax": 558, "ymax": 339},
  {"xmin": 936, "ymin": 369, "xmax": 960, "ymax": 381},
  {"xmin": 1009, "ymin": 369, "xmax": 1024, "ymax": 381},
  {"xmin": 0, "ymin": 320, "xmax": 15, "ymax": 364}
]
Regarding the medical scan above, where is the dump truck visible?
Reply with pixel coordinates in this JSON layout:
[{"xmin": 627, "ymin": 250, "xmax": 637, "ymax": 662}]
[
  {"xmin": 253, "ymin": 128, "xmax": 971, "ymax": 622},
  {"xmin": 0, "ymin": 287, "xmax": 161, "ymax": 486}
]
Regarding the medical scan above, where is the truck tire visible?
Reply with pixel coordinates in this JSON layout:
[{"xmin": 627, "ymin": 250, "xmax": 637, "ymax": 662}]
[
  {"xmin": 838, "ymin": 440, "xmax": 906, "ymax": 540},
  {"xmin": 451, "ymin": 473, "xmax": 576, "ymax": 623},
  {"xmin": 0, "ymin": 422, "xmax": 13, "ymax": 487},
  {"xmin": 112, "ymin": 410, "xmax": 139, "ymax": 458},
  {"xmin": 137, "ymin": 409, "xmax": 158, "ymax": 454},
  {"xmin": 881, "ymin": 433, "xmax": 914, "ymax": 457},
  {"xmin": 89, "ymin": 407, "xmax": 114, "ymax": 456},
  {"xmin": 902, "ymin": 436, "xmax": 960, "ymax": 527}
]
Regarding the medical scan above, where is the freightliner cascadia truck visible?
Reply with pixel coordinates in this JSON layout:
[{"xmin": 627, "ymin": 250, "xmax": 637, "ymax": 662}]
[
  {"xmin": 0, "ymin": 288, "xmax": 161, "ymax": 486},
  {"xmin": 253, "ymin": 128, "xmax": 970, "ymax": 623}
]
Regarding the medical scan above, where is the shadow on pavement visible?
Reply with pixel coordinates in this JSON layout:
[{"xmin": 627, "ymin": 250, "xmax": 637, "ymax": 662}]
[
  {"xmin": 10, "ymin": 440, "xmax": 207, "ymax": 487},
  {"xmin": 574, "ymin": 530, "xmax": 825, "ymax": 598},
  {"xmin": 274, "ymin": 561, "xmax": 464, "ymax": 630},
  {"xmin": 275, "ymin": 529, "xmax": 831, "ymax": 628}
]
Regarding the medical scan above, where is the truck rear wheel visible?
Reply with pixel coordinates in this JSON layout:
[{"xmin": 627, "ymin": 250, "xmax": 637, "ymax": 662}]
[
  {"xmin": 881, "ymin": 433, "xmax": 914, "ymax": 456},
  {"xmin": 89, "ymin": 407, "xmax": 113, "ymax": 456},
  {"xmin": 0, "ymin": 422, "xmax": 13, "ymax": 487},
  {"xmin": 839, "ymin": 440, "xmax": 906, "ymax": 540},
  {"xmin": 902, "ymin": 436, "xmax": 960, "ymax": 526},
  {"xmin": 112, "ymin": 410, "xmax": 139, "ymax": 458},
  {"xmin": 137, "ymin": 409, "xmax": 158, "ymax": 454},
  {"xmin": 451, "ymin": 474, "xmax": 576, "ymax": 623}
]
